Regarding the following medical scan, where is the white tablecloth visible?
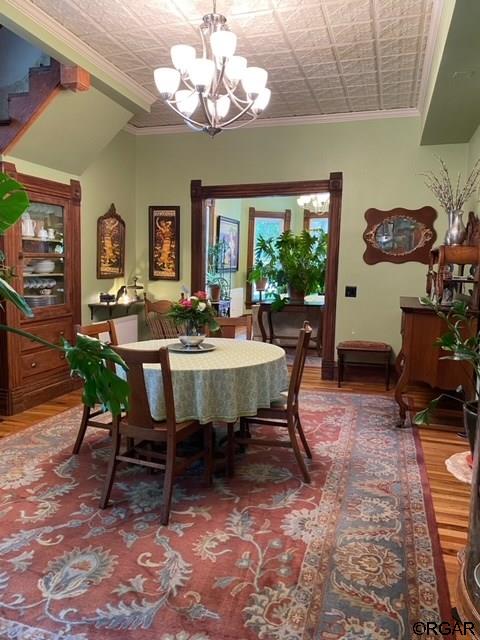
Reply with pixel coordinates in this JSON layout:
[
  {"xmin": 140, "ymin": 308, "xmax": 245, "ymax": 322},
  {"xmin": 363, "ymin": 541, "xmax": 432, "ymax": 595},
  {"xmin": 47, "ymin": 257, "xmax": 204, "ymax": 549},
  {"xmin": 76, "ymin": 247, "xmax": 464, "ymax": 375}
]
[{"xmin": 118, "ymin": 338, "xmax": 289, "ymax": 424}]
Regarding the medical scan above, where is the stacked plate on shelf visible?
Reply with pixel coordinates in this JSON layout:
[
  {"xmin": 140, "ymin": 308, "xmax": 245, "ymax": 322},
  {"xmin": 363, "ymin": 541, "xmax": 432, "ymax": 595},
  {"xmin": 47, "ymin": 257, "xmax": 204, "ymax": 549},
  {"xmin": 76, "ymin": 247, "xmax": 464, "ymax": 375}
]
[{"xmin": 24, "ymin": 295, "xmax": 59, "ymax": 307}]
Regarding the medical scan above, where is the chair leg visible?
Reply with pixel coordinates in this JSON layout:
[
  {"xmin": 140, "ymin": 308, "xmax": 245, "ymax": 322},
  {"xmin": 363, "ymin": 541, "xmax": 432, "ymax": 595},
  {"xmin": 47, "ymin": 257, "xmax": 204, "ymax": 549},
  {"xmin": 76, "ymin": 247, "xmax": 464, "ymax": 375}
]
[
  {"xmin": 296, "ymin": 415, "xmax": 312, "ymax": 459},
  {"xmin": 226, "ymin": 423, "xmax": 235, "ymax": 477},
  {"xmin": 161, "ymin": 441, "xmax": 176, "ymax": 526},
  {"xmin": 287, "ymin": 417, "xmax": 311, "ymax": 484},
  {"xmin": 203, "ymin": 423, "xmax": 214, "ymax": 487},
  {"xmin": 72, "ymin": 404, "xmax": 92, "ymax": 455},
  {"xmin": 99, "ymin": 417, "xmax": 121, "ymax": 509}
]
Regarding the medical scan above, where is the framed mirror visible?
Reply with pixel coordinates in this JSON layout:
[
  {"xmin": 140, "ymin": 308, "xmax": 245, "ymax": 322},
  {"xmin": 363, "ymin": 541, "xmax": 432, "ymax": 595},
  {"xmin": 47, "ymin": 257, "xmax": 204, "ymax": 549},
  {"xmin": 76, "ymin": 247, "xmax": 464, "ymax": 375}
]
[{"xmin": 363, "ymin": 206, "xmax": 437, "ymax": 264}]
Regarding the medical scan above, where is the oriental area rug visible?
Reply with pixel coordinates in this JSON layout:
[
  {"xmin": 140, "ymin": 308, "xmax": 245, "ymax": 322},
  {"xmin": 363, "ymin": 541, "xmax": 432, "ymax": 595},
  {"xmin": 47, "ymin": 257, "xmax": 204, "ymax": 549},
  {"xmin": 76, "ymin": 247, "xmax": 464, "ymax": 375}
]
[{"xmin": 0, "ymin": 392, "xmax": 451, "ymax": 640}]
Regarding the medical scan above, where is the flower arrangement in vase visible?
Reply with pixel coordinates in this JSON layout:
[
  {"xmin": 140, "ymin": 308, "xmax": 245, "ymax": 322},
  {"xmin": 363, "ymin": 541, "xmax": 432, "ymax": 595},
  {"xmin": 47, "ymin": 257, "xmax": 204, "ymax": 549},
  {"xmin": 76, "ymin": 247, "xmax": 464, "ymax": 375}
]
[
  {"xmin": 168, "ymin": 291, "xmax": 219, "ymax": 347},
  {"xmin": 422, "ymin": 157, "xmax": 480, "ymax": 246}
]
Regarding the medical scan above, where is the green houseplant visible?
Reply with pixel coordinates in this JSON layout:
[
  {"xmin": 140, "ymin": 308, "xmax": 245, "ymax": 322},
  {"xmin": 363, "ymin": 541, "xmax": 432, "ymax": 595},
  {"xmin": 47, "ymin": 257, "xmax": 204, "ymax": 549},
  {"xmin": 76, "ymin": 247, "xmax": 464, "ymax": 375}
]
[
  {"xmin": 207, "ymin": 242, "xmax": 229, "ymax": 302},
  {"xmin": 0, "ymin": 172, "xmax": 129, "ymax": 416},
  {"xmin": 413, "ymin": 298, "xmax": 479, "ymax": 452},
  {"xmin": 255, "ymin": 229, "xmax": 328, "ymax": 307},
  {"xmin": 246, "ymin": 261, "xmax": 269, "ymax": 292}
]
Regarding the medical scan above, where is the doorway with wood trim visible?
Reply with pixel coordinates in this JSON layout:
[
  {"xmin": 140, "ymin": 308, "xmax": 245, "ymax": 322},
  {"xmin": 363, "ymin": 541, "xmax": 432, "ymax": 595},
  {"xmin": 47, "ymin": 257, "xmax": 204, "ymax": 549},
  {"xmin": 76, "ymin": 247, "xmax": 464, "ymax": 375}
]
[{"xmin": 190, "ymin": 173, "xmax": 343, "ymax": 380}]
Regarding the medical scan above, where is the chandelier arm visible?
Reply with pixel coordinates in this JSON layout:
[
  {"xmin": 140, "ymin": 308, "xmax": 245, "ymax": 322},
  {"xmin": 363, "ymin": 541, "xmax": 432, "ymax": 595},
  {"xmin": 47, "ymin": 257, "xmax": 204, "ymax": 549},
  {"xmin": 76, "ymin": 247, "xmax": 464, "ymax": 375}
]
[
  {"xmin": 165, "ymin": 100, "xmax": 209, "ymax": 129},
  {"xmin": 220, "ymin": 100, "xmax": 257, "ymax": 127},
  {"xmin": 181, "ymin": 76, "xmax": 195, "ymax": 92},
  {"xmin": 222, "ymin": 81, "xmax": 251, "ymax": 107},
  {"xmin": 199, "ymin": 23, "xmax": 208, "ymax": 58},
  {"xmin": 213, "ymin": 59, "xmax": 226, "ymax": 96},
  {"xmin": 200, "ymin": 93, "xmax": 214, "ymax": 127},
  {"xmin": 215, "ymin": 115, "xmax": 259, "ymax": 131}
]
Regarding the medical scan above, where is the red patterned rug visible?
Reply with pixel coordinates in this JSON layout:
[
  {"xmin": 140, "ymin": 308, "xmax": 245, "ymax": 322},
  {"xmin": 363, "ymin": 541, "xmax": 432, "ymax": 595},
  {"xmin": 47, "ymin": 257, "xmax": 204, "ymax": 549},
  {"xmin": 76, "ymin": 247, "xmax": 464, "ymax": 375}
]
[{"xmin": 0, "ymin": 392, "xmax": 451, "ymax": 640}]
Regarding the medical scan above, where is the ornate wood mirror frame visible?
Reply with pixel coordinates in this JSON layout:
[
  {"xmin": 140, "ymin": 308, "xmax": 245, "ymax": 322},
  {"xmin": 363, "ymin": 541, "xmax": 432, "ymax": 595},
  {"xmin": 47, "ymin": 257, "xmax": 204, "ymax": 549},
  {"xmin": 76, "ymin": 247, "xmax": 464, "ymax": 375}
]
[
  {"xmin": 190, "ymin": 173, "xmax": 343, "ymax": 380},
  {"xmin": 363, "ymin": 206, "xmax": 437, "ymax": 265}
]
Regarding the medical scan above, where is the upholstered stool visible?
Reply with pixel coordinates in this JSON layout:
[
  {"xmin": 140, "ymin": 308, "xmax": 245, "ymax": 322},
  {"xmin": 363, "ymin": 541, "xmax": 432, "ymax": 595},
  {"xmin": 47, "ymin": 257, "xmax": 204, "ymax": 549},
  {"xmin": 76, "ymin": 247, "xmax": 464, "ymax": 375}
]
[{"xmin": 336, "ymin": 340, "xmax": 392, "ymax": 390}]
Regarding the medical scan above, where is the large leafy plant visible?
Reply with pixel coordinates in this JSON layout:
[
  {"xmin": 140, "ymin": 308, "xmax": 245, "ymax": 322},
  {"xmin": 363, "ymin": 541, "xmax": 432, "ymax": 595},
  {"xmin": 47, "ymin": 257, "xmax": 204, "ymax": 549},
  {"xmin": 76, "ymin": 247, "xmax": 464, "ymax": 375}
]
[
  {"xmin": 0, "ymin": 172, "xmax": 129, "ymax": 415},
  {"xmin": 255, "ymin": 229, "xmax": 328, "ymax": 308},
  {"xmin": 413, "ymin": 298, "xmax": 478, "ymax": 425}
]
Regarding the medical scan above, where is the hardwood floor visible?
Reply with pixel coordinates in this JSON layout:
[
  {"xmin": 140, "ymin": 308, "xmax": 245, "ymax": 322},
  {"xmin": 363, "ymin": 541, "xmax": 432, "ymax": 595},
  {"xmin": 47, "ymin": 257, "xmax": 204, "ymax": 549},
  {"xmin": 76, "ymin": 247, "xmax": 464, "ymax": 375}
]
[{"xmin": 0, "ymin": 369, "xmax": 470, "ymax": 605}]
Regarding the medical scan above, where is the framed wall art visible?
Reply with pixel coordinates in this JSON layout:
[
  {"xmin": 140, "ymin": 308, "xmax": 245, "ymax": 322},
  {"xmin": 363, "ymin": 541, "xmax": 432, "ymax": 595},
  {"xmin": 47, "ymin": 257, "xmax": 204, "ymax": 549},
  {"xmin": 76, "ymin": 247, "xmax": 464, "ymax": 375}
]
[
  {"xmin": 216, "ymin": 215, "xmax": 240, "ymax": 272},
  {"xmin": 363, "ymin": 206, "xmax": 437, "ymax": 265},
  {"xmin": 97, "ymin": 203, "xmax": 125, "ymax": 279},
  {"xmin": 149, "ymin": 205, "xmax": 180, "ymax": 280}
]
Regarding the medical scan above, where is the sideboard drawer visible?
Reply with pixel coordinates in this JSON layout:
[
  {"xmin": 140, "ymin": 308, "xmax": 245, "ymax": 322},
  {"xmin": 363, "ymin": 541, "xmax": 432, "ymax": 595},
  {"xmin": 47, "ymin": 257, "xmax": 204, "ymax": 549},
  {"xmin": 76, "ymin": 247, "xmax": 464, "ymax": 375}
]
[
  {"xmin": 21, "ymin": 348, "xmax": 68, "ymax": 379},
  {"xmin": 20, "ymin": 318, "xmax": 73, "ymax": 353}
]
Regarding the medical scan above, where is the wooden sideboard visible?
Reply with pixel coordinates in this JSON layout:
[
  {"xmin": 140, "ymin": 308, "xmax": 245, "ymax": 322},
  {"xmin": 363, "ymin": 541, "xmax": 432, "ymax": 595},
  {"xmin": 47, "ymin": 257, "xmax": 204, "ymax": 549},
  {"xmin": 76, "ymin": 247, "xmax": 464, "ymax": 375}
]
[
  {"xmin": 394, "ymin": 296, "xmax": 477, "ymax": 426},
  {"xmin": 0, "ymin": 163, "xmax": 81, "ymax": 414}
]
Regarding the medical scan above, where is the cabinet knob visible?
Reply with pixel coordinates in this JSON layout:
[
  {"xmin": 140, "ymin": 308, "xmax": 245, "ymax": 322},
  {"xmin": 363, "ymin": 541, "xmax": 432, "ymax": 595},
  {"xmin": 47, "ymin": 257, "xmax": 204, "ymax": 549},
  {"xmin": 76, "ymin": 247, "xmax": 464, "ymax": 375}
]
[
  {"xmin": 59, "ymin": 331, "xmax": 65, "ymax": 336},
  {"xmin": 31, "ymin": 362, "xmax": 37, "ymax": 368},
  {"xmin": 60, "ymin": 354, "xmax": 65, "ymax": 360}
]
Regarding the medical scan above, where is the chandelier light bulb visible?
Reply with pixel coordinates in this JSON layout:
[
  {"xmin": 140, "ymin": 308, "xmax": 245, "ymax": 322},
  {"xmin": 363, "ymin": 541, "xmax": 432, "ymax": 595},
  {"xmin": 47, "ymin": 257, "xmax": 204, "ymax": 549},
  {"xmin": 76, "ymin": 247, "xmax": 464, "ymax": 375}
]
[
  {"xmin": 242, "ymin": 66, "xmax": 268, "ymax": 97},
  {"xmin": 211, "ymin": 30, "xmax": 237, "ymax": 59},
  {"xmin": 188, "ymin": 57, "xmax": 215, "ymax": 91},
  {"xmin": 224, "ymin": 55, "xmax": 247, "ymax": 83},
  {"xmin": 252, "ymin": 88, "xmax": 271, "ymax": 114},
  {"xmin": 208, "ymin": 95, "xmax": 231, "ymax": 120},
  {"xmin": 170, "ymin": 44, "xmax": 196, "ymax": 74},
  {"xmin": 154, "ymin": 67, "xmax": 181, "ymax": 99},
  {"xmin": 175, "ymin": 89, "xmax": 199, "ymax": 116}
]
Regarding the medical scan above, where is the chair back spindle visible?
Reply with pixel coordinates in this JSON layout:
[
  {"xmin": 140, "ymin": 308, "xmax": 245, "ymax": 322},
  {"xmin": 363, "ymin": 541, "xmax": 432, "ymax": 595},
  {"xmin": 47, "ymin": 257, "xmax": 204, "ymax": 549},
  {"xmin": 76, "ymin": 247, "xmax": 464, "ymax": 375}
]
[
  {"xmin": 113, "ymin": 346, "xmax": 176, "ymax": 431},
  {"xmin": 287, "ymin": 321, "xmax": 312, "ymax": 410},
  {"xmin": 144, "ymin": 295, "xmax": 179, "ymax": 339}
]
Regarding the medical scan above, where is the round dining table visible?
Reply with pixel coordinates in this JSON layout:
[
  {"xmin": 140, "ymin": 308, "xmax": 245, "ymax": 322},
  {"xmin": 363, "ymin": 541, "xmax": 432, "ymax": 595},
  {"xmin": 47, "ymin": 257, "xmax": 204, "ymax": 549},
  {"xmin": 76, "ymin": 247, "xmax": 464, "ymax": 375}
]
[{"xmin": 118, "ymin": 337, "xmax": 289, "ymax": 424}]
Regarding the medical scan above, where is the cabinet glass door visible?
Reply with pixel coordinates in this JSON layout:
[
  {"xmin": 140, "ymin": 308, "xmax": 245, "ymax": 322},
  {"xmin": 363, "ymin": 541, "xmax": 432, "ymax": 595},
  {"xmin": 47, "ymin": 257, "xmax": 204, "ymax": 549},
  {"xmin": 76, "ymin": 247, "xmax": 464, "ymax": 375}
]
[{"xmin": 21, "ymin": 202, "xmax": 66, "ymax": 312}]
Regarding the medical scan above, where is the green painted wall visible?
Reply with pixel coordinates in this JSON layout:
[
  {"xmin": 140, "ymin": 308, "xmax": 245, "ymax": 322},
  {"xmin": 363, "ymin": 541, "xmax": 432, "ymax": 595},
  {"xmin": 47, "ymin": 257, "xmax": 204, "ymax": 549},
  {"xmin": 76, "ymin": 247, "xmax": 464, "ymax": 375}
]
[
  {"xmin": 10, "ymin": 87, "xmax": 133, "ymax": 175},
  {"xmin": 4, "ymin": 130, "xmax": 136, "ymax": 323},
  {"xmin": 135, "ymin": 117, "xmax": 467, "ymax": 353}
]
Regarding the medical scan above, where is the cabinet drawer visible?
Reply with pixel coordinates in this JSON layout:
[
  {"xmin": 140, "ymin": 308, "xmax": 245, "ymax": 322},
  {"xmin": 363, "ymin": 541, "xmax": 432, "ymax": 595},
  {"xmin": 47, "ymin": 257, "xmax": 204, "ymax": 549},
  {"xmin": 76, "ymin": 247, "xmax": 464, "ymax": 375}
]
[
  {"xmin": 21, "ymin": 348, "xmax": 68, "ymax": 379},
  {"xmin": 20, "ymin": 319, "xmax": 73, "ymax": 353}
]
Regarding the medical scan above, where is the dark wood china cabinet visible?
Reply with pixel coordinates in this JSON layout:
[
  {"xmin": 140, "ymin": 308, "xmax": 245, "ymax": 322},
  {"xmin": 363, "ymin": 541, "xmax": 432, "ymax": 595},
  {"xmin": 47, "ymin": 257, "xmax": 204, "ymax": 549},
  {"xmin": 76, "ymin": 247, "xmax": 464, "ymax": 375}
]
[{"xmin": 0, "ymin": 162, "xmax": 81, "ymax": 414}]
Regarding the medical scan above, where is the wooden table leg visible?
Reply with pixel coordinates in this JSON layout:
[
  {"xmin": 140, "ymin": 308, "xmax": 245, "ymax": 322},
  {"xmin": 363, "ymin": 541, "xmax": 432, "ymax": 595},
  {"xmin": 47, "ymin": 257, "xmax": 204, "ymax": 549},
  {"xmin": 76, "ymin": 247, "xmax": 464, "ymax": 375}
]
[{"xmin": 385, "ymin": 353, "xmax": 390, "ymax": 391}]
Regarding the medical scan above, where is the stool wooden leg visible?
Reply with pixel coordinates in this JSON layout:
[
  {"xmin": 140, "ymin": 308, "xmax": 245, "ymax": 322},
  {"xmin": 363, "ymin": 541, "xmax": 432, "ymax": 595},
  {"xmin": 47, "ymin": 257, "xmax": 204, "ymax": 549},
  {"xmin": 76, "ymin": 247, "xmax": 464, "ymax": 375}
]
[{"xmin": 337, "ymin": 353, "xmax": 344, "ymax": 388}]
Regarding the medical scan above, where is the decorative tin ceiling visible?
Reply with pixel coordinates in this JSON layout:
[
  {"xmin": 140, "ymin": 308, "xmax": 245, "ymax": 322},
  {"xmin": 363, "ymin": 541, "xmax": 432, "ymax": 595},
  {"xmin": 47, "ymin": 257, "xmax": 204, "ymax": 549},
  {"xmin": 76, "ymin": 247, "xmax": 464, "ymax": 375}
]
[{"xmin": 27, "ymin": 0, "xmax": 436, "ymax": 128}]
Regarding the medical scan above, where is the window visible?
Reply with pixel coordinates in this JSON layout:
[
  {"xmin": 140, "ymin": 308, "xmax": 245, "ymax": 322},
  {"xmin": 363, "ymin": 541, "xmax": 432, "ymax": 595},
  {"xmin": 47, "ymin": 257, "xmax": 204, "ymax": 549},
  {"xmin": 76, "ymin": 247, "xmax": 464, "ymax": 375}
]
[
  {"xmin": 304, "ymin": 210, "xmax": 328, "ymax": 236},
  {"xmin": 247, "ymin": 208, "xmax": 291, "ymax": 305}
]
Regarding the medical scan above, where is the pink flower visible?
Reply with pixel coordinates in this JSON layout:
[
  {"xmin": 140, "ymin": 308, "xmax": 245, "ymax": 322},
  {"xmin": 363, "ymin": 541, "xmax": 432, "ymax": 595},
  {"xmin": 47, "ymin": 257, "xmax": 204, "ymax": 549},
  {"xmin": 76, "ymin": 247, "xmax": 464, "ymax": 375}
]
[
  {"xmin": 181, "ymin": 298, "xmax": 192, "ymax": 308},
  {"xmin": 194, "ymin": 290, "xmax": 208, "ymax": 300}
]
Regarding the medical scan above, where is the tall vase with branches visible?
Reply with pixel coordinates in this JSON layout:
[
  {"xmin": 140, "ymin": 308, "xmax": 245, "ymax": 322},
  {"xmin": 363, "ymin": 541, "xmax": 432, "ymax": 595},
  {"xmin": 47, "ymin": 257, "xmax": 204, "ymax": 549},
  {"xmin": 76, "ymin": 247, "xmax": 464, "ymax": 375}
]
[
  {"xmin": 0, "ymin": 172, "xmax": 129, "ymax": 416},
  {"xmin": 422, "ymin": 157, "xmax": 480, "ymax": 246}
]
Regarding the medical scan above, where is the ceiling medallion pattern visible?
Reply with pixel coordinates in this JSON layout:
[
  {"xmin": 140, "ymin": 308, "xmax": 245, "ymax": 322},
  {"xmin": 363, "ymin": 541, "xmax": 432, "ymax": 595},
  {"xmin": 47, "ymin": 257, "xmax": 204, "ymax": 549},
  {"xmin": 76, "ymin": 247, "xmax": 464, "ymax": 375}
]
[
  {"xmin": 27, "ymin": 0, "xmax": 436, "ymax": 129},
  {"xmin": 154, "ymin": 1, "xmax": 270, "ymax": 136}
]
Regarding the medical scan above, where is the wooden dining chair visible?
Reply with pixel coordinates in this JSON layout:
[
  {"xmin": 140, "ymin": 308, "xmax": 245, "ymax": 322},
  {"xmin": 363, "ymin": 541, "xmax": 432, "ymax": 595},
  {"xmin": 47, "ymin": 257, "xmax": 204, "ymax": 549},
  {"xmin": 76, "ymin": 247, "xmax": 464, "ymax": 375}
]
[
  {"xmin": 235, "ymin": 321, "xmax": 313, "ymax": 483},
  {"xmin": 144, "ymin": 294, "xmax": 179, "ymax": 339},
  {"xmin": 72, "ymin": 320, "xmax": 119, "ymax": 455},
  {"xmin": 100, "ymin": 346, "xmax": 213, "ymax": 525},
  {"xmin": 209, "ymin": 315, "xmax": 253, "ymax": 340}
]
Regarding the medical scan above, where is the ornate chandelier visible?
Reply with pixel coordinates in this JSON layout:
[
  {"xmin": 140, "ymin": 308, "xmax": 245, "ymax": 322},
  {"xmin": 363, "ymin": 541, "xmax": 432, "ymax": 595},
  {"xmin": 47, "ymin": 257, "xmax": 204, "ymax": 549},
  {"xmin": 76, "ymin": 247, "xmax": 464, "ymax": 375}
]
[
  {"xmin": 153, "ymin": 1, "xmax": 270, "ymax": 137},
  {"xmin": 297, "ymin": 193, "xmax": 330, "ymax": 213}
]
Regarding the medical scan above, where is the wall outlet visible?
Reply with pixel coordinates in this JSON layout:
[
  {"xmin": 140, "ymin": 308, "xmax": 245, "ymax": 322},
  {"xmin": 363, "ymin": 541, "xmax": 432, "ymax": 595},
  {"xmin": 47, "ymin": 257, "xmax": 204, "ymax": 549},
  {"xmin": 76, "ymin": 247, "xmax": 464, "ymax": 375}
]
[{"xmin": 345, "ymin": 286, "xmax": 357, "ymax": 298}]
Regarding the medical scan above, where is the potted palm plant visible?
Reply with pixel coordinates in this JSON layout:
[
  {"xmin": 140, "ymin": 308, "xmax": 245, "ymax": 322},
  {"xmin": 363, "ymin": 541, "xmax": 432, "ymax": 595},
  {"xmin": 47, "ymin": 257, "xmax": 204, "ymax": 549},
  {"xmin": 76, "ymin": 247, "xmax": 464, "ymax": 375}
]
[
  {"xmin": 413, "ymin": 298, "xmax": 479, "ymax": 453},
  {"xmin": 207, "ymin": 241, "xmax": 229, "ymax": 302},
  {"xmin": 255, "ymin": 229, "xmax": 328, "ymax": 307}
]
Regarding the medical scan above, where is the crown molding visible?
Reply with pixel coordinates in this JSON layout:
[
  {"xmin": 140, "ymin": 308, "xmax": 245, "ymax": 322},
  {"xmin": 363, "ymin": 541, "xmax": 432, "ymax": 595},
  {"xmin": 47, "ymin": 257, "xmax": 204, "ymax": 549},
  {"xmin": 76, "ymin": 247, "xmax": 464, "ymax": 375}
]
[
  {"xmin": 417, "ymin": 0, "xmax": 444, "ymax": 117},
  {"xmin": 1, "ymin": 0, "xmax": 156, "ymax": 112},
  {"xmin": 124, "ymin": 108, "xmax": 420, "ymax": 136}
]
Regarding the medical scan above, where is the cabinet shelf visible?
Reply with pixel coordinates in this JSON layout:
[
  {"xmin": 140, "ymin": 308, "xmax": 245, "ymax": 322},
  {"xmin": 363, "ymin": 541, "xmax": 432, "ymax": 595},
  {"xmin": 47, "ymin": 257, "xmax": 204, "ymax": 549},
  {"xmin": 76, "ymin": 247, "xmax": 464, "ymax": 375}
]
[
  {"xmin": 22, "ymin": 236, "xmax": 62, "ymax": 243},
  {"xmin": 22, "ymin": 253, "xmax": 65, "ymax": 259},
  {"xmin": 23, "ymin": 272, "xmax": 64, "ymax": 277}
]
